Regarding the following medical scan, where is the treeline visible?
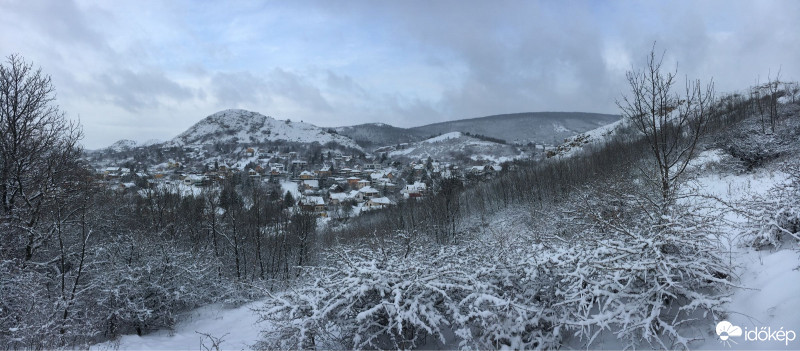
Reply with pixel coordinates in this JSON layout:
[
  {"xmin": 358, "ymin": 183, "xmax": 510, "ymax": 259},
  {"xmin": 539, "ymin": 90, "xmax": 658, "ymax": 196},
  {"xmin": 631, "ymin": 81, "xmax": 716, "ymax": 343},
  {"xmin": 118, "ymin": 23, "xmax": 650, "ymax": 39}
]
[{"xmin": 463, "ymin": 131, "xmax": 507, "ymax": 144}]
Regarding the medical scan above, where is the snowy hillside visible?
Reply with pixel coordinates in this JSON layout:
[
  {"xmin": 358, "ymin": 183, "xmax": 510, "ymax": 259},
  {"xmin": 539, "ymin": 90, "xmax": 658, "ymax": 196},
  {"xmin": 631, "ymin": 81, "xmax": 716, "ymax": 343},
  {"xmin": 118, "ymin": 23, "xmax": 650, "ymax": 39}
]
[
  {"xmin": 83, "ymin": 98, "xmax": 800, "ymax": 351},
  {"xmin": 106, "ymin": 139, "xmax": 138, "ymax": 152},
  {"xmin": 104, "ymin": 138, "xmax": 163, "ymax": 152},
  {"xmin": 167, "ymin": 109, "xmax": 361, "ymax": 149},
  {"xmin": 549, "ymin": 119, "xmax": 627, "ymax": 157},
  {"xmin": 408, "ymin": 111, "xmax": 621, "ymax": 146},
  {"xmin": 334, "ymin": 112, "xmax": 621, "ymax": 149},
  {"xmin": 94, "ymin": 155, "xmax": 800, "ymax": 351},
  {"xmin": 387, "ymin": 131, "xmax": 524, "ymax": 163}
]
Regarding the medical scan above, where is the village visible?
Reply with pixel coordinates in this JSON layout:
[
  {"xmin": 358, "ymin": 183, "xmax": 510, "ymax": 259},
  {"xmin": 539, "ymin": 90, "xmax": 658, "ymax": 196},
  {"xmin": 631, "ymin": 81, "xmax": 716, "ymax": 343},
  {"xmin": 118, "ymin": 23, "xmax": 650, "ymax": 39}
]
[{"xmin": 95, "ymin": 144, "xmax": 505, "ymax": 220}]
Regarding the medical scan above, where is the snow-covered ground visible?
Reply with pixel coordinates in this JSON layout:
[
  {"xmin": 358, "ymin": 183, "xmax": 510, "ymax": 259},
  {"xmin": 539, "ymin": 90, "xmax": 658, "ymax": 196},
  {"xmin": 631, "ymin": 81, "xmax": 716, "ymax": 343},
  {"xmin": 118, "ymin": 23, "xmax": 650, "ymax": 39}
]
[
  {"xmin": 552, "ymin": 119, "xmax": 625, "ymax": 158},
  {"xmin": 280, "ymin": 180, "xmax": 300, "ymax": 198},
  {"xmin": 92, "ymin": 301, "xmax": 266, "ymax": 350},
  {"xmin": 423, "ymin": 131, "xmax": 463, "ymax": 143},
  {"xmin": 697, "ymin": 249, "xmax": 800, "ymax": 350},
  {"xmin": 689, "ymin": 153, "xmax": 800, "ymax": 350}
]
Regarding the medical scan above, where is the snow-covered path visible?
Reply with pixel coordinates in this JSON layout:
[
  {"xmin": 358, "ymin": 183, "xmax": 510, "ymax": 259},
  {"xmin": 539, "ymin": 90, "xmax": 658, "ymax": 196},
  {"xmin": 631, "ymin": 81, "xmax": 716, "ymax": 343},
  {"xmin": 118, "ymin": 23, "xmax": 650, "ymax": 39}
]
[{"xmin": 92, "ymin": 300, "xmax": 265, "ymax": 350}]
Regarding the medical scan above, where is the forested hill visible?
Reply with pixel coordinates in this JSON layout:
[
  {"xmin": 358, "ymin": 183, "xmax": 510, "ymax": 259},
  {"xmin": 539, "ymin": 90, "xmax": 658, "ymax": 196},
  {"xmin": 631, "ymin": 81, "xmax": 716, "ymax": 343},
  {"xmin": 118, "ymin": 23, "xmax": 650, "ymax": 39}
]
[
  {"xmin": 409, "ymin": 111, "xmax": 620, "ymax": 145},
  {"xmin": 333, "ymin": 112, "xmax": 620, "ymax": 149}
]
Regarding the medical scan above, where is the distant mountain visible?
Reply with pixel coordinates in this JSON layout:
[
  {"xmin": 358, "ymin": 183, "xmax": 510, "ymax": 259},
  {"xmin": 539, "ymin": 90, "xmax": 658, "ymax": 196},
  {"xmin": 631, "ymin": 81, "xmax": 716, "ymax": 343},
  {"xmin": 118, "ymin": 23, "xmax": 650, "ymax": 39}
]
[
  {"xmin": 409, "ymin": 112, "xmax": 620, "ymax": 146},
  {"xmin": 335, "ymin": 112, "xmax": 621, "ymax": 149},
  {"xmin": 333, "ymin": 123, "xmax": 429, "ymax": 148},
  {"xmin": 166, "ymin": 109, "xmax": 361, "ymax": 149},
  {"xmin": 385, "ymin": 132, "xmax": 525, "ymax": 164}
]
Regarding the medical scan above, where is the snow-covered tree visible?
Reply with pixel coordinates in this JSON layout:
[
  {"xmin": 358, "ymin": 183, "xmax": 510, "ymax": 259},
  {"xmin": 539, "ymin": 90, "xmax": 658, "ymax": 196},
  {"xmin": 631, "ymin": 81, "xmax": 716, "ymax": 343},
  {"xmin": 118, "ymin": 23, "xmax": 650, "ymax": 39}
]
[{"xmin": 617, "ymin": 45, "xmax": 714, "ymax": 208}]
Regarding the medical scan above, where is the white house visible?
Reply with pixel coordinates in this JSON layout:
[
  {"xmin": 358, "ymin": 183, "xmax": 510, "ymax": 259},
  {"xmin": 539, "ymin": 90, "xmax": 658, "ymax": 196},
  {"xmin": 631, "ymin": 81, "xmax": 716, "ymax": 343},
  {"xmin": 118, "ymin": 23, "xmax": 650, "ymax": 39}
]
[
  {"xmin": 328, "ymin": 192, "xmax": 349, "ymax": 205},
  {"xmin": 365, "ymin": 196, "xmax": 393, "ymax": 209},
  {"xmin": 357, "ymin": 186, "xmax": 380, "ymax": 201}
]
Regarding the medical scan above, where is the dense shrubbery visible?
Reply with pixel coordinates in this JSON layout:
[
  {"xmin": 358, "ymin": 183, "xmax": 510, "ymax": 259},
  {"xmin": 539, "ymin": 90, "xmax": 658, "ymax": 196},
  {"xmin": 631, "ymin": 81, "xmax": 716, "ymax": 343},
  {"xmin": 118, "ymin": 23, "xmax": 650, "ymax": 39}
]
[
  {"xmin": 258, "ymin": 193, "xmax": 734, "ymax": 349},
  {"xmin": 0, "ymin": 184, "xmax": 265, "ymax": 348},
  {"xmin": 742, "ymin": 163, "xmax": 800, "ymax": 249},
  {"xmin": 256, "ymin": 241, "xmax": 564, "ymax": 350}
]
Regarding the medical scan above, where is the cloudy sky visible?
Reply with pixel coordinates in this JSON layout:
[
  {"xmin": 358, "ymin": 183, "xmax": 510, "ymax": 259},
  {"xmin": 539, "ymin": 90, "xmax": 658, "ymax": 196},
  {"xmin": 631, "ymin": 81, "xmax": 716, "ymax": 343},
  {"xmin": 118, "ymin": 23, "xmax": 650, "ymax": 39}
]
[{"xmin": 1, "ymin": 0, "xmax": 797, "ymax": 148}]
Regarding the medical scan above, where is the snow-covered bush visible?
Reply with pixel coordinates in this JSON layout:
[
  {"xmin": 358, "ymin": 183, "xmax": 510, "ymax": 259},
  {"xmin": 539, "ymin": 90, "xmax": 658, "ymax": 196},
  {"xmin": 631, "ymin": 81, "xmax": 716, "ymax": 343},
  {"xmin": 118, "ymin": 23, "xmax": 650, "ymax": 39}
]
[
  {"xmin": 256, "ymin": 242, "xmax": 563, "ymax": 350},
  {"xmin": 454, "ymin": 246, "xmax": 562, "ymax": 350},
  {"xmin": 558, "ymin": 190, "xmax": 733, "ymax": 349},
  {"xmin": 0, "ymin": 258, "xmax": 89, "ymax": 349},
  {"xmin": 560, "ymin": 232, "xmax": 730, "ymax": 348},
  {"xmin": 257, "ymin": 247, "xmax": 468, "ymax": 349},
  {"xmin": 93, "ymin": 237, "xmax": 245, "ymax": 337},
  {"xmin": 743, "ymin": 164, "xmax": 800, "ymax": 249}
]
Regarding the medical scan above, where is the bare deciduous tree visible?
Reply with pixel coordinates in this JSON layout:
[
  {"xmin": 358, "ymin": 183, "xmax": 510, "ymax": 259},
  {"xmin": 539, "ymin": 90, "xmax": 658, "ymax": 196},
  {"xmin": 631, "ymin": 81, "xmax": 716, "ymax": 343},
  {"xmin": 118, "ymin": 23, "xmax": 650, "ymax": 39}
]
[
  {"xmin": 616, "ymin": 46, "xmax": 714, "ymax": 208},
  {"xmin": 765, "ymin": 70, "xmax": 781, "ymax": 133},
  {"xmin": 0, "ymin": 54, "xmax": 83, "ymax": 261}
]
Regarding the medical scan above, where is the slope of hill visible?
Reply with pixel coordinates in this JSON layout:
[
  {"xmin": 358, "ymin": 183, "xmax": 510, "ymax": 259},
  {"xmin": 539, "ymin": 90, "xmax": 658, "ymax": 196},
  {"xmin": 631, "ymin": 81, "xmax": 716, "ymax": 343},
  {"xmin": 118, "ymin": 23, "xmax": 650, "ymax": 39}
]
[
  {"xmin": 386, "ymin": 131, "xmax": 525, "ymax": 163},
  {"xmin": 102, "ymin": 138, "xmax": 162, "ymax": 152},
  {"xmin": 333, "ymin": 123, "xmax": 429, "ymax": 148},
  {"xmin": 167, "ymin": 109, "xmax": 361, "ymax": 150},
  {"xmin": 409, "ymin": 112, "xmax": 620, "ymax": 146},
  {"xmin": 107, "ymin": 139, "xmax": 138, "ymax": 152},
  {"xmin": 548, "ymin": 119, "xmax": 629, "ymax": 158}
]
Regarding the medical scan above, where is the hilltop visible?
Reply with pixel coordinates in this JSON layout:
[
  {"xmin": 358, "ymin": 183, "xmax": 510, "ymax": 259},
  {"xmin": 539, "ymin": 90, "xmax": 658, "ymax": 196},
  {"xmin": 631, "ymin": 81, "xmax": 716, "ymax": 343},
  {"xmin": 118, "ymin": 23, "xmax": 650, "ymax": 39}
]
[{"xmin": 166, "ymin": 109, "xmax": 362, "ymax": 150}]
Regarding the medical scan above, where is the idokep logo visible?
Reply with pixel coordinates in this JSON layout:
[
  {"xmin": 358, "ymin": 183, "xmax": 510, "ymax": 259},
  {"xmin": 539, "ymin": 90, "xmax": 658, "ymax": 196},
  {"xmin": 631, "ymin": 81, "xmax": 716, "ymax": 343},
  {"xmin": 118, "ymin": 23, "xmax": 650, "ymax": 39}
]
[
  {"xmin": 716, "ymin": 321, "xmax": 742, "ymax": 345},
  {"xmin": 716, "ymin": 320, "xmax": 797, "ymax": 347}
]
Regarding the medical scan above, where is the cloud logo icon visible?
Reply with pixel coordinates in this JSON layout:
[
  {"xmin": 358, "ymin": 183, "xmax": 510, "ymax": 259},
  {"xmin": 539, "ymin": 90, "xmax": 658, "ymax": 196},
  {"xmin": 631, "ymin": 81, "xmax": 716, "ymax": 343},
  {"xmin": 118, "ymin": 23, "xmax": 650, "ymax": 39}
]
[{"xmin": 717, "ymin": 321, "xmax": 743, "ymax": 341}]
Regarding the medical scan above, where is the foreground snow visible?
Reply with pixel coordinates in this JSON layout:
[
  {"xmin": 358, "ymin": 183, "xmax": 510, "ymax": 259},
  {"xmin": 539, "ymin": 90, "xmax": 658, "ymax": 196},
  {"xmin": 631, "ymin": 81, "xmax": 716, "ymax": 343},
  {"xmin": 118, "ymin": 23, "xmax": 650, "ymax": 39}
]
[
  {"xmin": 690, "ymin": 155, "xmax": 800, "ymax": 350},
  {"xmin": 92, "ymin": 301, "xmax": 265, "ymax": 350},
  {"xmin": 91, "ymin": 248, "xmax": 800, "ymax": 350},
  {"xmin": 694, "ymin": 249, "xmax": 800, "ymax": 350}
]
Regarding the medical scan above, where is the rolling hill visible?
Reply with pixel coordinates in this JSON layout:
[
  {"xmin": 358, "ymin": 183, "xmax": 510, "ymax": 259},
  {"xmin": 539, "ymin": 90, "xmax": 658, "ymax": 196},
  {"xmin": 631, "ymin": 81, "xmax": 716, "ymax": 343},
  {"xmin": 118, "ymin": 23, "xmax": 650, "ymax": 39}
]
[
  {"xmin": 101, "ymin": 110, "xmax": 620, "ymax": 156},
  {"xmin": 165, "ymin": 109, "xmax": 362, "ymax": 149},
  {"xmin": 335, "ymin": 112, "xmax": 621, "ymax": 149},
  {"xmin": 408, "ymin": 112, "xmax": 620, "ymax": 145}
]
